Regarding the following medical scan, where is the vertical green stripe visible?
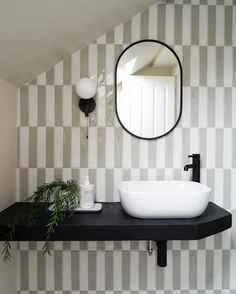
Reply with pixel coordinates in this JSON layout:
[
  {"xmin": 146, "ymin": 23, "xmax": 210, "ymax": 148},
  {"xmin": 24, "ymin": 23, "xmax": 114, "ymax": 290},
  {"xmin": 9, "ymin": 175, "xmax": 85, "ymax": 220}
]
[
  {"xmin": 105, "ymin": 251, "xmax": 113, "ymax": 290},
  {"xmin": 122, "ymin": 252, "xmax": 130, "ymax": 290},
  {"xmin": 72, "ymin": 86, "xmax": 80, "ymax": 126},
  {"xmin": 37, "ymin": 252, "xmax": 45, "ymax": 290},
  {"xmin": 233, "ymin": 130, "xmax": 236, "ymax": 168},
  {"xmin": 205, "ymin": 250, "xmax": 213, "ymax": 289},
  {"xmin": 71, "ymin": 251, "xmax": 80, "ymax": 290},
  {"xmin": 173, "ymin": 250, "xmax": 181, "ymax": 289},
  {"xmin": 106, "ymin": 30, "xmax": 114, "ymax": 43},
  {"xmin": 214, "ymin": 233, "xmax": 222, "ymax": 249},
  {"xmin": 140, "ymin": 169, "xmax": 148, "ymax": 180},
  {"xmin": 63, "ymin": 127, "xmax": 71, "ymax": 167},
  {"xmin": 20, "ymin": 251, "xmax": 28, "ymax": 290},
  {"xmin": 54, "ymin": 168, "xmax": 63, "ymax": 179},
  {"xmin": 80, "ymin": 127, "xmax": 88, "ymax": 168},
  {"xmin": 54, "ymin": 251, "xmax": 62, "ymax": 290},
  {"xmin": 224, "ymin": 88, "xmax": 232, "ymax": 127},
  {"xmin": 17, "ymin": 127, "xmax": 20, "ymax": 167},
  {"xmin": 114, "ymin": 127, "xmax": 122, "ymax": 167},
  {"xmin": 191, "ymin": 87, "xmax": 199, "ymax": 127},
  {"xmin": 46, "ymin": 127, "xmax": 54, "ymax": 168},
  {"xmin": 97, "ymin": 127, "xmax": 105, "ymax": 167},
  {"xmin": 55, "ymin": 86, "xmax": 63, "ymax": 126},
  {"xmin": 216, "ymin": 47, "xmax": 224, "ymax": 86},
  {"xmin": 20, "ymin": 86, "xmax": 29, "ymax": 126},
  {"xmin": 98, "ymin": 45, "xmax": 106, "ymax": 85},
  {"xmin": 215, "ymin": 129, "xmax": 223, "ymax": 168},
  {"xmin": 222, "ymin": 250, "xmax": 230, "ymax": 288},
  {"xmin": 46, "ymin": 68, "xmax": 54, "ymax": 85},
  {"xmin": 191, "ymin": 6, "xmax": 199, "ymax": 45},
  {"xmin": 224, "ymin": 170, "xmax": 231, "ymax": 209},
  {"xmin": 207, "ymin": 169, "xmax": 215, "ymax": 201},
  {"xmin": 88, "ymin": 251, "xmax": 96, "ymax": 290},
  {"xmin": 38, "ymin": 86, "xmax": 46, "ymax": 126},
  {"xmin": 183, "ymin": 46, "xmax": 191, "ymax": 86},
  {"xmin": 106, "ymin": 169, "xmax": 113, "ymax": 202},
  {"xmin": 80, "ymin": 47, "xmax": 88, "ymax": 77},
  {"xmin": 139, "ymin": 251, "xmax": 147, "ymax": 290},
  {"xmin": 208, "ymin": 88, "xmax": 215, "ymax": 127},
  {"xmin": 29, "ymin": 127, "xmax": 37, "ymax": 168},
  {"xmin": 156, "ymin": 263, "xmax": 164, "ymax": 289},
  {"xmin": 200, "ymin": 47, "xmax": 207, "ymax": 86},
  {"xmin": 208, "ymin": 6, "xmax": 216, "ymax": 45},
  {"xmin": 189, "ymin": 251, "xmax": 197, "ymax": 289},
  {"xmin": 148, "ymin": 141, "xmax": 156, "ymax": 168},
  {"xmin": 20, "ymin": 168, "xmax": 28, "ymax": 200},
  {"xmin": 63, "ymin": 57, "xmax": 71, "ymax": 85},
  {"xmin": 37, "ymin": 168, "xmax": 45, "ymax": 187},
  {"xmin": 233, "ymin": 48, "xmax": 236, "ymax": 86},
  {"xmin": 165, "ymin": 134, "xmax": 173, "ymax": 168},
  {"xmin": 199, "ymin": 128, "xmax": 207, "ymax": 168},
  {"xmin": 182, "ymin": 128, "xmax": 190, "ymax": 166},
  {"xmin": 141, "ymin": 9, "xmax": 149, "ymax": 39},
  {"xmin": 157, "ymin": 5, "xmax": 166, "ymax": 41},
  {"xmin": 123, "ymin": 20, "xmax": 131, "ymax": 43},
  {"xmin": 225, "ymin": 7, "xmax": 232, "ymax": 46},
  {"xmin": 174, "ymin": 5, "xmax": 182, "ymax": 45}
]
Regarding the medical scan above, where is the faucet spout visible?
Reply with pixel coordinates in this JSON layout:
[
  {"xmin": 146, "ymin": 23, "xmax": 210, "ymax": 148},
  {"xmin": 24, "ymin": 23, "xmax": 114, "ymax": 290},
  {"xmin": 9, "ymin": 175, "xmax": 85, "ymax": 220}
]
[{"xmin": 184, "ymin": 163, "xmax": 195, "ymax": 171}]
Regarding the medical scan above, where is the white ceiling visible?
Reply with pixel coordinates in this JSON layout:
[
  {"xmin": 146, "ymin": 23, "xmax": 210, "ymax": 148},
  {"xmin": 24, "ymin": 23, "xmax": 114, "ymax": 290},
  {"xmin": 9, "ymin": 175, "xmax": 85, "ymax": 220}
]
[{"xmin": 0, "ymin": 0, "xmax": 158, "ymax": 87}]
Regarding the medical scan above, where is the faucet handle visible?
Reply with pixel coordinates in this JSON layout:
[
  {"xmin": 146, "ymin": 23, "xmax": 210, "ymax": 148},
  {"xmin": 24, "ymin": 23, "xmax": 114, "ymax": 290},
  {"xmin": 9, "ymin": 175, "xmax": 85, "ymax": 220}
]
[{"xmin": 188, "ymin": 154, "xmax": 200, "ymax": 159}]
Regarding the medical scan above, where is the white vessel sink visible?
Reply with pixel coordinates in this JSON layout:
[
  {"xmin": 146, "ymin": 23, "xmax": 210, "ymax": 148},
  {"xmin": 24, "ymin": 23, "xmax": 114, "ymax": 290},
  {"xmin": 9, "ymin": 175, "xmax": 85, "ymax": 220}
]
[{"xmin": 119, "ymin": 181, "xmax": 211, "ymax": 219}]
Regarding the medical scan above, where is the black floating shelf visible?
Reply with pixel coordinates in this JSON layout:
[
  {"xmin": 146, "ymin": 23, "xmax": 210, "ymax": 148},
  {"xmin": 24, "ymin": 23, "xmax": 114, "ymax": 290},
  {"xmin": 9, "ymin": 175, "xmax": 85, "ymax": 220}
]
[{"xmin": 0, "ymin": 202, "xmax": 232, "ymax": 267}]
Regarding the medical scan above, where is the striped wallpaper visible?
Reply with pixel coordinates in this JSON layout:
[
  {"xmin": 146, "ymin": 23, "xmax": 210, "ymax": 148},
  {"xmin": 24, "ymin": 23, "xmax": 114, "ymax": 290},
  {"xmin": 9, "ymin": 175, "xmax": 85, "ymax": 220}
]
[{"xmin": 17, "ymin": 0, "xmax": 236, "ymax": 293}]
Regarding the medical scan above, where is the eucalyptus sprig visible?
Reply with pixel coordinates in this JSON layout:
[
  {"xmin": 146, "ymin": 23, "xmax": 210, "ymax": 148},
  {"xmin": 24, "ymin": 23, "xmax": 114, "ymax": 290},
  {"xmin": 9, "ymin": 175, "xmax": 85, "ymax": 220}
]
[{"xmin": 2, "ymin": 179, "xmax": 80, "ymax": 261}]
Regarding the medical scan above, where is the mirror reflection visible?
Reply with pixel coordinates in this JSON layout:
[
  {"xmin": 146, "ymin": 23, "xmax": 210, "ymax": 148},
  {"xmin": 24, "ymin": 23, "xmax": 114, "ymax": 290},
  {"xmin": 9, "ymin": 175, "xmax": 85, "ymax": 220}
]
[{"xmin": 115, "ymin": 40, "xmax": 182, "ymax": 139}]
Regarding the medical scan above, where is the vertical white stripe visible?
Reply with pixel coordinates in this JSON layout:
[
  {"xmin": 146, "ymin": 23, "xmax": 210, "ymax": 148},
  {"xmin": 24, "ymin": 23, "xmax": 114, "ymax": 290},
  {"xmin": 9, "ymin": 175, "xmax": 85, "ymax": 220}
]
[
  {"xmin": 37, "ymin": 127, "xmax": 46, "ymax": 168},
  {"xmin": 164, "ymin": 169, "xmax": 174, "ymax": 180},
  {"xmin": 28, "ymin": 168, "xmax": 37, "ymax": 196},
  {"xmin": 54, "ymin": 127, "xmax": 63, "ymax": 168},
  {"xmin": 113, "ymin": 252, "xmax": 122, "ymax": 290},
  {"xmin": 233, "ymin": 5, "xmax": 236, "ymax": 45},
  {"xmin": 16, "ymin": 89, "xmax": 20, "ymax": 127},
  {"xmin": 224, "ymin": 47, "xmax": 232, "ymax": 87},
  {"xmin": 206, "ymin": 128, "xmax": 216, "ymax": 168},
  {"xmin": 199, "ymin": 5, "xmax": 208, "ymax": 45},
  {"xmin": 173, "ymin": 128, "xmax": 182, "ymax": 168},
  {"xmin": 63, "ymin": 86, "xmax": 72, "ymax": 126},
  {"xmin": 28, "ymin": 86, "xmax": 38, "ymax": 126},
  {"xmin": 54, "ymin": 61, "xmax": 63, "ymax": 85},
  {"xmin": 165, "ymin": 4, "xmax": 174, "ymax": 44},
  {"xmin": 213, "ymin": 250, "xmax": 222, "ymax": 289},
  {"xmin": 97, "ymin": 86, "xmax": 106, "ymax": 127},
  {"xmin": 198, "ymin": 87, "xmax": 208, "ymax": 127},
  {"xmin": 231, "ymin": 169, "xmax": 236, "ymax": 209},
  {"xmin": 180, "ymin": 250, "xmax": 189, "ymax": 290},
  {"xmin": 45, "ymin": 254, "xmax": 54, "ymax": 290},
  {"xmin": 114, "ymin": 24, "xmax": 123, "ymax": 44},
  {"xmin": 147, "ymin": 169, "xmax": 157, "ymax": 180},
  {"xmin": 96, "ymin": 169, "xmax": 105, "ymax": 202},
  {"xmin": 131, "ymin": 14, "xmax": 141, "ymax": 42},
  {"xmin": 232, "ymin": 88, "xmax": 236, "ymax": 127},
  {"xmin": 223, "ymin": 129, "xmax": 232, "ymax": 169},
  {"xmin": 28, "ymin": 251, "xmax": 37, "ymax": 290},
  {"xmin": 215, "ymin": 87, "xmax": 224, "ymax": 128},
  {"xmin": 164, "ymin": 251, "xmax": 173, "ymax": 290},
  {"xmin": 197, "ymin": 250, "xmax": 206, "ymax": 289},
  {"xmin": 148, "ymin": 4, "xmax": 157, "ymax": 39},
  {"xmin": 62, "ymin": 251, "xmax": 71, "ymax": 290},
  {"xmin": 88, "ymin": 44, "xmax": 97, "ymax": 82},
  {"xmin": 20, "ymin": 127, "xmax": 29, "ymax": 167},
  {"xmin": 46, "ymin": 85, "xmax": 55, "ymax": 127},
  {"xmin": 147, "ymin": 254, "xmax": 156, "ymax": 290},
  {"xmin": 230, "ymin": 250, "xmax": 236, "ymax": 289},
  {"xmin": 130, "ymin": 168, "xmax": 140, "ymax": 181},
  {"xmin": 71, "ymin": 50, "xmax": 80, "ymax": 85},
  {"xmin": 37, "ymin": 72, "xmax": 46, "ymax": 85},
  {"xmin": 206, "ymin": 236, "xmax": 214, "ymax": 250},
  {"xmin": 45, "ymin": 168, "xmax": 54, "ymax": 182},
  {"xmin": 182, "ymin": 87, "xmax": 191, "ymax": 127},
  {"xmin": 139, "ymin": 140, "xmax": 148, "ymax": 168},
  {"xmin": 71, "ymin": 127, "xmax": 80, "ymax": 168},
  {"xmin": 190, "ymin": 128, "xmax": 199, "ymax": 154},
  {"xmin": 63, "ymin": 168, "xmax": 72, "ymax": 180},
  {"xmin": 130, "ymin": 251, "xmax": 139, "ymax": 290},
  {"xmin": 191, "ymin": 46, "xmax": 199, "ymax": 86},
  {"xmin": 97, "ymin": 34, "xmax": 106, "ymax": 44},
  {"xmin": 156, "ymin": 137, "xmax": 165, "ymax": 168},
  {"xmin": 105, "ymin": 128, "xmax": 114, "ymax": 168},
  {"xmin": 214, "ymin": 169, "xmax": 224, "ymax": 207},
  {"xmin": 122, "ymin": 131, "xmax": 131, "ymax": 168},
  {"xmin": 113, "ymin": 169, "xmax": 122, "ymax": 202},
  {"xmin": 106, "ymin": 44, "xmax": 114, "ymax": 86},
  {"xmin": 207, "ymin": 47, "xmax": 216, "ymax": 87},
  {"xmin": 97, "ymin": 251, "xmax": 105, "ymax": 290},
  {"xmin": 79, "ymin": 251, "xmax": 88, "ymax": 291},
  {"xmin": 182, "ymin": 4, "xmax": 191, "ymax": 45},
  {"xmin": 216, "ymin": 6, "xmax": 224, "ymax": 46}
]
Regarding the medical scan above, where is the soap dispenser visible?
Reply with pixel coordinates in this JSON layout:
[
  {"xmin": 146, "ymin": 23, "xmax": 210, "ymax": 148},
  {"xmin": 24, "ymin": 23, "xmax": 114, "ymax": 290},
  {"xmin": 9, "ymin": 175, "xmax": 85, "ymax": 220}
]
[{"xmin": 80, "ymin": 176, "xmax": 95, "ymax": 209}]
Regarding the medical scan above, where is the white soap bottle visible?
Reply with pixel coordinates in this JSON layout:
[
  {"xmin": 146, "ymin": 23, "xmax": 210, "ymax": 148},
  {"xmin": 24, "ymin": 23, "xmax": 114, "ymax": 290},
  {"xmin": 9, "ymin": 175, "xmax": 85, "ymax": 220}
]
[{"xmin": 80, "ymin": 176, "xmax": 95, "ymax": 209}]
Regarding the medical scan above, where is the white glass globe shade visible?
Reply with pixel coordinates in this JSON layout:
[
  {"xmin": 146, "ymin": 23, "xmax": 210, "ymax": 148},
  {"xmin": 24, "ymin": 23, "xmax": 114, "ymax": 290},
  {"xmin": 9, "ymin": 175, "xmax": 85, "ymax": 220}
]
[{"xmin": 76, "ymin": 78, "xmax": 96, "ymax": 99}]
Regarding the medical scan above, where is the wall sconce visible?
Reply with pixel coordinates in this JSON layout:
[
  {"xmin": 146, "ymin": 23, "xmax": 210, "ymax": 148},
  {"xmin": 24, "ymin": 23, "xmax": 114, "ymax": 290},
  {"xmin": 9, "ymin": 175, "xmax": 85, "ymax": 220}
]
[{"xmin": 76, "ymin": 78, "xmax": 96, "ymax": 117}]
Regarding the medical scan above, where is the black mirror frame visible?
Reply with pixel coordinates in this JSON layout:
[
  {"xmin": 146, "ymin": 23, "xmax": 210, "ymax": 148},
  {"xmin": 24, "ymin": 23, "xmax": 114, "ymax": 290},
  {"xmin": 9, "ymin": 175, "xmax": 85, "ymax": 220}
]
[{"xmin": 114, "ymin": 39, "xmax": 183, "ymax": 140}]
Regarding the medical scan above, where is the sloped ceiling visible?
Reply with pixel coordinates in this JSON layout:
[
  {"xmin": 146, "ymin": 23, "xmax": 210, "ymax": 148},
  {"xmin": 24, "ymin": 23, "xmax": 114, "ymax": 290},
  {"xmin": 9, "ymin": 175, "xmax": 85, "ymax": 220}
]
[{"xmin": 0, "ymin": 0, "xmax": 158, "ymax": 87}]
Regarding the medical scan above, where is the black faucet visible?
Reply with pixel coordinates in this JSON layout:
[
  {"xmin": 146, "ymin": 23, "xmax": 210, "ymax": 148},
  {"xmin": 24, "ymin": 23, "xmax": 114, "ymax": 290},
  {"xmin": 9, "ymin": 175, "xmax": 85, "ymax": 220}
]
[{"xmin": 184, "ymin": 154, "xmax": 200, "ymax": 183}]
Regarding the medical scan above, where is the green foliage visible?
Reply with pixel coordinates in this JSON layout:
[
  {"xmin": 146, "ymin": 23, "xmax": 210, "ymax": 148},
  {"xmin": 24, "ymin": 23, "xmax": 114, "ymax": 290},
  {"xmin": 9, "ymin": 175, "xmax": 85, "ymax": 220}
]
[{"xmin": 2, "ymin": 179, "xmax": 80, "ymax": 261}]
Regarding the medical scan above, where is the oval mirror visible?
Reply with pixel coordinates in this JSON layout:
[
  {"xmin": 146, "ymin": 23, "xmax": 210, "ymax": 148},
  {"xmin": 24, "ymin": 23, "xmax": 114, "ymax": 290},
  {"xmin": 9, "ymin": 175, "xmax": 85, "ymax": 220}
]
[{"xmin": 115, "ymin": 40, "xmax": 182, "ymax": 139}]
